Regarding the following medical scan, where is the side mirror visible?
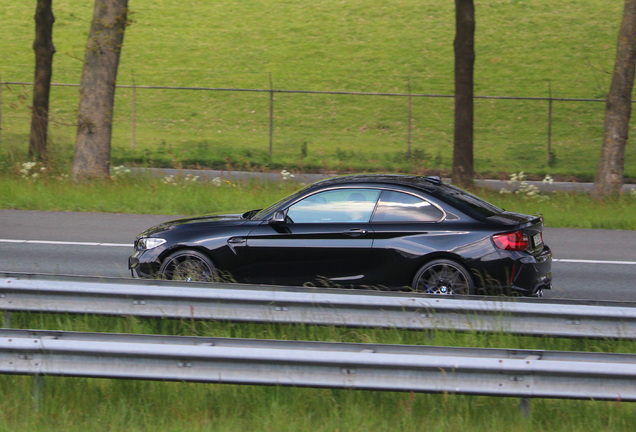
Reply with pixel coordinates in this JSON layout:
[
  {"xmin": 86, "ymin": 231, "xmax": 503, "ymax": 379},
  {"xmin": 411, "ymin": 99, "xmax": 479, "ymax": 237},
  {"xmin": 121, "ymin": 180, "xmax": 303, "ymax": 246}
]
[{"xmin": 269, "ymin": 211, "xmax": 286, "ymax": 224}]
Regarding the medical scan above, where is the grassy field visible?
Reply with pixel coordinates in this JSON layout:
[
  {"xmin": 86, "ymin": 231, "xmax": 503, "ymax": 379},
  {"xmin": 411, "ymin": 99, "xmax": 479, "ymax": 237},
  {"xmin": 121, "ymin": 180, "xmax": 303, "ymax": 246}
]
[{"xmin": 1, "ymin": 1, "xmax": 635, "ymax": 180}]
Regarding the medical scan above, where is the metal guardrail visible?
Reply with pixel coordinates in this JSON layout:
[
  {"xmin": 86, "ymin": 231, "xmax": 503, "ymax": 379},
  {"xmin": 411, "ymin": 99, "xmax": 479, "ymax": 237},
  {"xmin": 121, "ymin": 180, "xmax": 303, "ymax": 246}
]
[
  {"xmin": 1, "ymin": 328, "xmax": 634, "ymax": 401},
  {"xmin": 2, "ymin": 273, "xmax": 636, "ymax": 339}
]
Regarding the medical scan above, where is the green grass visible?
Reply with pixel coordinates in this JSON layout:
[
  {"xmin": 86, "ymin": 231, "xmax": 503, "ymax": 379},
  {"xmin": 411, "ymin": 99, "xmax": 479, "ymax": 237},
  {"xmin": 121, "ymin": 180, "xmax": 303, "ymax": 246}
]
[
  {"xmin": 0, "ymin": 169, "xmax": 299, "ymax": 215},
  {"xmin": 480, "ymin": 187, "xmax": 636, "ymax": 230},
  {"xmin": 1, "ymin": 0, "xmax": 635, "ymax": 180},
  {"xmin": 1, "ymin": 312, "xmax": 634, "ymax": 432},
  {"xmin": 1, "ymin": 168, "xmax": 635, "ymax": 229},
  {"xmin": 3, "ymin": 375, "xmax": 634, "ymax": 432}
]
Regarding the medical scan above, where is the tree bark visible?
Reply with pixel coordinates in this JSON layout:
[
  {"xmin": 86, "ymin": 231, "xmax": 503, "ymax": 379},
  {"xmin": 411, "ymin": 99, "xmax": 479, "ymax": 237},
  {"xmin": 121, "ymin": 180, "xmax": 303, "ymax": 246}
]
[
  {"xmin": 452, "ymin": 0, "xmax": 475, "ymax": 187},
  {"xmin": 72, "ymin": 0, "xmax": 129, "ymax": 180},
  {"xmin": 593, "ymin": 0, "xmax": 636, "ymax": 198},
  {"xmin": 29, "ymin": 0, "xmax": 55, "ymax": 161}
]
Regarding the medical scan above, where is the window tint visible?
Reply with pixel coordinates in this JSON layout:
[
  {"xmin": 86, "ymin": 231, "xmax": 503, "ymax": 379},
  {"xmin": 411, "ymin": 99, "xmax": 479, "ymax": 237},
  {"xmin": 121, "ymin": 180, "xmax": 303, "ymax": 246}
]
[
  {"xmin": 286, "ymin": 189, "xmax": 380, "ymax": 223},
  {"xmin": 433, "ymin": 184, "xmax": 503, "ymax": 220},
  {"xmin": 371, "ymin": 190, "xmax": 443, "ymax": 222}
]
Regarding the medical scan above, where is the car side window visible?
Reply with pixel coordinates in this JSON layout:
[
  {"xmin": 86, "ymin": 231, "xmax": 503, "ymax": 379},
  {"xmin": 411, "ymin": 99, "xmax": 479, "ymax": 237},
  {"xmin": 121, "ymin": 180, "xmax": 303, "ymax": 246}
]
[
  {"xmin": 371, "ymin": 190, "xmax": 444, "ymax": 222},
  {"xmin": 286, "ymin": 189, "xmax": 381, "ymax": 223}
]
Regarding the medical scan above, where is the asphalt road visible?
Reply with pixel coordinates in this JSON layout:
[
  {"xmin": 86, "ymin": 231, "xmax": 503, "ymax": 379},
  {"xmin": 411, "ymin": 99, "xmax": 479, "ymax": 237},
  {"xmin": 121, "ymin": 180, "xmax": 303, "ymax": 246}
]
[{"xmin": 0, "ymin": 209, "xmax": 634, "ymax": 301}]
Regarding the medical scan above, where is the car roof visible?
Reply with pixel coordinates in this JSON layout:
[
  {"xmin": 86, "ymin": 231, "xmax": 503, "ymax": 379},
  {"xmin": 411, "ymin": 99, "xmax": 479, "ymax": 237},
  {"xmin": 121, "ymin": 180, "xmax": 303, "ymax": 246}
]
[
  {"xmin": 309, "ymin": 174, "xmax": 443, "ymax": 191},
  {"xmin": 253, "ymin": 173, "xmax": 505, "ymax": 221},
  {"xmin": 305, "ymin": 174, "xmax": 505, "ymax": 220}
]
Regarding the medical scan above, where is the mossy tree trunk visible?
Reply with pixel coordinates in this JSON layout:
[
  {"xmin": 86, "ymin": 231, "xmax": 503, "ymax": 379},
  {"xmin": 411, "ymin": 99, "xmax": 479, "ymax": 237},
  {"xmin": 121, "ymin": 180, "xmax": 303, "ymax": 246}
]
[
  {"xmin": 593, "ymin": 0, "xmax": 636, "ymax": 198},
  {"xmin": 72, "ymin": 0, "xmax": 129, "ymax": 180},
  {"xmin": 452, "ymin": 0, "xmax": 475, "ymax": 188},
  {"xmin": 29, "ymin": 0, "xmax": 55, "ymax": 162}
]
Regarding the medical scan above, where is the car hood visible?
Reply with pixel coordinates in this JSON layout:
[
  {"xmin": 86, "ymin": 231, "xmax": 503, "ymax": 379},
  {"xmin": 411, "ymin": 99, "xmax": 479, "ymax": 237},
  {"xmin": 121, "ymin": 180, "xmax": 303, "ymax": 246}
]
[{"xmin": 138, "ymin": 213, "xmax": 247, "ymax": 237}]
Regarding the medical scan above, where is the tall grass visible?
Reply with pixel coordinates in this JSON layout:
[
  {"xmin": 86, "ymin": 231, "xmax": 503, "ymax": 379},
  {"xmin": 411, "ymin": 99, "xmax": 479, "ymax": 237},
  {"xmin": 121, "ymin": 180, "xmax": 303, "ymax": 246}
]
[
  {"xmin": 1, "ymin": 167, "xmax": 635, "ymax": 229},
  {"xmin": 481, "ymin": 187, "xmax": 636, "ymax": 230},
  {"xmin": 0, "ymin": 168, "xmax": 298, "ymax": 215},
  {"xmin": 2, "ymin": 375, "xmax": 633, "ymax": 432},
  {"xmin": 1, "ymin": 311, "xmax": 635, "ymax": 432}
]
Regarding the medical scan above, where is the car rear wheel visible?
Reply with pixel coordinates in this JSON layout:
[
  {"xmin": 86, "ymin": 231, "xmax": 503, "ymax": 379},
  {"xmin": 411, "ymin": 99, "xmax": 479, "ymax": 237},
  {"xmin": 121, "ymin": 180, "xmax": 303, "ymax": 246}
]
[
  {"xmin": 412, "ymin": 259, "xmax": 474, "ymax": 295},
  {"xmin": 159, "ymin": 250, "xmax": 216, "ymax": 282}
]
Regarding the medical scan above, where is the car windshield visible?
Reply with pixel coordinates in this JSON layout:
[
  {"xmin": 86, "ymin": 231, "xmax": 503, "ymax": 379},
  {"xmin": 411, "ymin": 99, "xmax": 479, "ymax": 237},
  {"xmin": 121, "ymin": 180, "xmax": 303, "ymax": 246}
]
[
  {"xmin": 433, "ymin": 184, "xmax": 503, "ymax": 219},
  {"xmin": 250, "ymin": 186, "xmax": 310, "ymax": 220}
]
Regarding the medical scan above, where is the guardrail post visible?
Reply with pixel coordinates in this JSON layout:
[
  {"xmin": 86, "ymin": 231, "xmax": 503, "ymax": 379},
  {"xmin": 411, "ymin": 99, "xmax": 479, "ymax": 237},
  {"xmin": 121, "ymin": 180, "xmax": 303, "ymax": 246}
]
[
  {"xmin": 32, "ymin": 374, "xmax": 43, "ymax": 412},
  {"xmin": 519, "ymin": 397, "xmax": 530, "ymax": 417},
  {"xmin": 2, "ymin": 311, "xmax": 10, "ymax": 328}
]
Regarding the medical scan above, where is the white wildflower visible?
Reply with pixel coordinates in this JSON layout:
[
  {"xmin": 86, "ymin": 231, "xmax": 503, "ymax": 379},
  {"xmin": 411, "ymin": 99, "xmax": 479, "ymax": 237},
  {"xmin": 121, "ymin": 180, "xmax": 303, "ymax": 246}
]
[
  {"xmin": 506, "ymin": 172, "xmax": 551, "ymax": 201},
  {"xmin": 280, "ymin": 169, "xmax": 295, "ymax": 181},
  {"xmin": 111, "ymin": 165, "xmax": 131, "ymax": 179},
  {"xmin": 162, "ymin": 175, "xmax": 176, "ymax": 185}
]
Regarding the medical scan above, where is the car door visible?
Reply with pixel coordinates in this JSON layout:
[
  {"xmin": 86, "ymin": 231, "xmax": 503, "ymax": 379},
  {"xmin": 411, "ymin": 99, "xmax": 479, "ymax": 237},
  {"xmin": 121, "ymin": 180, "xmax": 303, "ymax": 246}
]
[
  {"xmin": 367, "ymin": 189, "xmax": 451, "ymax": 287},
  {"xmin": 239, "ymin": 188, "xmax": 381, "ymax": 286}
]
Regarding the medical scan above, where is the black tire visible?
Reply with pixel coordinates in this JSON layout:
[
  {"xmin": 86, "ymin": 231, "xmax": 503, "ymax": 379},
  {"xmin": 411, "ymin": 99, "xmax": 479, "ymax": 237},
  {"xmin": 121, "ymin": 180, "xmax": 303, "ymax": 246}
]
[
  {"xmin": 412, "ymin": 259, "xmax": 474, "ymax": 295},
  {"xmin": 159, "ymin": 250, "xmax": 216, "ymax": 282}
]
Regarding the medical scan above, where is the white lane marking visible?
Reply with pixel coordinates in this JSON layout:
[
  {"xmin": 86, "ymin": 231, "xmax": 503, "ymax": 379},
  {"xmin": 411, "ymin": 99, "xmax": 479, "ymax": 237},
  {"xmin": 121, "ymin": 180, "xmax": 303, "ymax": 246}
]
[
  {"xmin": 553, "ymin": 258, "xmax": 636, "ymax": 265},
  {"xmin": 0, "ymin": 239, "xmax": 131, "ymax": 248}
]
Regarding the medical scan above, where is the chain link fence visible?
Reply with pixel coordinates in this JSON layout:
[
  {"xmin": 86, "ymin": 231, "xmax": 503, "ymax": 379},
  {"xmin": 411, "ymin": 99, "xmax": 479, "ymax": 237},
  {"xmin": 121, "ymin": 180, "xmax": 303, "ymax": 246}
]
[{"xmin": 0, "ymin": 80, "xmax": 613, "ymax": 175}]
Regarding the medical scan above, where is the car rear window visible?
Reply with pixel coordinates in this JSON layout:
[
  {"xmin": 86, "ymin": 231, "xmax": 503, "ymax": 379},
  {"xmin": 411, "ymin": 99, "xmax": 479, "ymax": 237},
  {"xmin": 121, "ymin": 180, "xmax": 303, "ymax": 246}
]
[
  {"xmin": 433, "ymin": 184, "xmax": 503, "ymax": 220},
  {"xmin": 372, "ymin": 190, "xmax": 443, "ymax": 222}
]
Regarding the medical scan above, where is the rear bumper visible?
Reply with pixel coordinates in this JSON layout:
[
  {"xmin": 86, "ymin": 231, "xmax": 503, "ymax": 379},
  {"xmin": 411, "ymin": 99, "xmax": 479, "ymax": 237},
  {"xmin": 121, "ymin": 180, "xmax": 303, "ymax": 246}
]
[
  {"xmin": 510, "ymin": 244, "xmax": 553, "ymax": 296},
  {"xmin": 475, "ymin": 244, "xmax": 552, "ymax": 296}
]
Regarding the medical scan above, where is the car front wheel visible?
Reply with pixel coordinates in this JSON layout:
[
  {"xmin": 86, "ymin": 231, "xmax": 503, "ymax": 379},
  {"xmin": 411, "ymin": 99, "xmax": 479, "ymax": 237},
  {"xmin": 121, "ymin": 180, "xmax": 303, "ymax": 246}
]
[
  {"xmin": 159, "ymin": 250, "xmax": 216, "ymax": 282},
  {"xmin": 412, "ymin": 259, "xmax": 474, "ymax": 295}
]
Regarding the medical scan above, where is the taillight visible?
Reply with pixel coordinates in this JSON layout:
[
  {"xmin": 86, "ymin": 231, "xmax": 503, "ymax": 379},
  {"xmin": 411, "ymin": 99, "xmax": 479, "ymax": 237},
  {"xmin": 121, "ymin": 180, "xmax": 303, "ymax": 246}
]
[{"xmin": 493, "ymin": 231, "xmax": 529, "ymax": 251}]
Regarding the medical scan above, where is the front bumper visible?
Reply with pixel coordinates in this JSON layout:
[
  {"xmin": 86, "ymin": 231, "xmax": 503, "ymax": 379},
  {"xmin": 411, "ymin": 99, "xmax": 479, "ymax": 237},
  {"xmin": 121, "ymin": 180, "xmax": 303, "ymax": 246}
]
[{"xmin": 128, "ymin": 249, "xmax": 161, "ymax": 279}]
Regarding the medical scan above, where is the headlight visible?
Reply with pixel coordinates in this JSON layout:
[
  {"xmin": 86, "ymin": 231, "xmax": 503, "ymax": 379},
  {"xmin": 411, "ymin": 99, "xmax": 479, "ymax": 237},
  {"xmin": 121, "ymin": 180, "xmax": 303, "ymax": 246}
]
[{"xmin": 137, "ymin": 237, "xmax": 166, "ymax": 250}]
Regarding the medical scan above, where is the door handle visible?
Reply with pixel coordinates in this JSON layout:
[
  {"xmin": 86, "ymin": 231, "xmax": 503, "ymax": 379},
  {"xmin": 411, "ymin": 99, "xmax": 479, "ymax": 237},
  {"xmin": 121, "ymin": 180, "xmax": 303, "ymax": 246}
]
[
  {"xmin": 227, "ymin": 237, "xmax": 246, "ymax": 254},
  {"xmin": 343, "ymin": 228, "xmax": 368, "ymax": 237}
]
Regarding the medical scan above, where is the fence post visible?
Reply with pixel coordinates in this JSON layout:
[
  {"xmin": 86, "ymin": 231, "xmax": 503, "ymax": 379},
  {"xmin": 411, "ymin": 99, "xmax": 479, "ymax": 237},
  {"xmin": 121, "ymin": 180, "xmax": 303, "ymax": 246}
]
[
  {"xmin": 547, "ymin": 82, "xmax": 553, "ymax": 165},
  {"xmin": 131, "ymin": 71, "xmax": 136, "ymax": 149},
  {"xmin": 269, "ymin": 73, "xmax": 274, "ymax": 158},
  {"xmin": 31, "ymin": 374, "xmax": 43, "ymax": 412},
  {"xmin": 0, "ymin": 77, "xmax": 3, "ymax": 148},
  {"xmin": 407, "ymin": 78, "xmax": 412, "ymax": 158}
]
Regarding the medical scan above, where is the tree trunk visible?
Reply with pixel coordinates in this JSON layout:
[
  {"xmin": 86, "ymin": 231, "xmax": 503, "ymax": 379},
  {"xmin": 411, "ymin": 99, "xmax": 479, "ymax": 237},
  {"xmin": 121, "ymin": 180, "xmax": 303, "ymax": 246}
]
[
  {"xmin": 452, "ymin": 0, "xmax": 475, "ymax": 187},
  {"xmin": 593, "ymin": 0, "xmax": 636, "ymax": 198},
  {"xmin": 72, "ymin": 0, "xmax": 129, "ymax": 180},
  {"xmin": 29, "ymin": 0, "xmax": 55, "ymax": 162}
]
